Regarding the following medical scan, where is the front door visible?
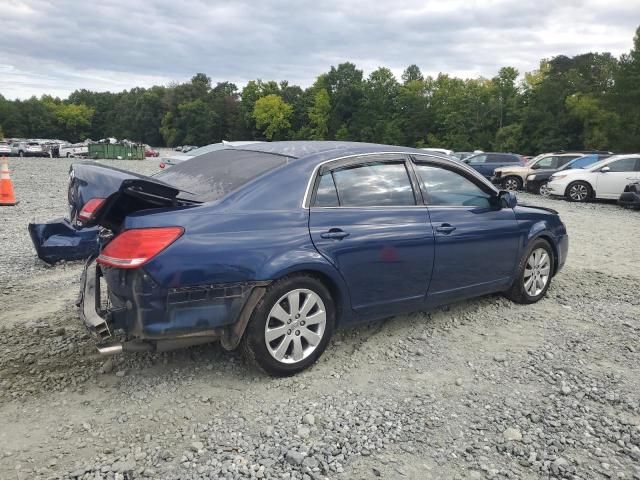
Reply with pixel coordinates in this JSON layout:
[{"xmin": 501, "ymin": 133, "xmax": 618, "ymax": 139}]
[
  {"xmin": 308, "ymin": 154, "xmax": 435, "ymax": 317},
  {"xmin": 411, "ymin": 159, "xmax": 521, "ymax": 305},
  {"xmin": 595, "ymin": 157, "xmax": 640, "ymax": 199}
]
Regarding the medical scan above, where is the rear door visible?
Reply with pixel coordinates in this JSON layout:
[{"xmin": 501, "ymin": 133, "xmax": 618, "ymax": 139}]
[
  {"xmin": 466, "ymin": 154, "xmax": 490, "ymax": 177},
  {"xmin": 411, "ymin": 157, "xmax": 520, "ymax": 305},
  {"xmin": 308, "ymin": 154, "xmax": 435, "ymax": 316},
  {"xmin": 595, "ymin": 157, "xmax": 640, "ymax": 199}
]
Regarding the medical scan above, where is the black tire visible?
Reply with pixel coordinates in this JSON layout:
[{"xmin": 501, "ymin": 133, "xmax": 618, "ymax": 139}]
[
  {"xmin": 566, "ymin": 181, "xmax": 592, "ymax": 202},
  {"xmin": 18, "ymin": 151, "xmax": 24, "ymax": 157},
  {"xmin": 504, "ymin": 238, "xmax": 554, "ymax": 304},
  {"xmin": 241, "ymin": 274, "xmax": 335, "ymax": 376},
  {"xmin": 503, "ymin": 176, "xmax": 523, "ymax": 191}
]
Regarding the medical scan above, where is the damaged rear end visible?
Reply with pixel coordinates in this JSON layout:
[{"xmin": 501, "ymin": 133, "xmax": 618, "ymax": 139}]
[{"xmin": 70, "ymin": 152, "xmax": 285, "ymax": 355}]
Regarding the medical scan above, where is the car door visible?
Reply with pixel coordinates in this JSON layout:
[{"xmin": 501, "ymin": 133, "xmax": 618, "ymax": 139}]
[
  {"xmin": 308, "ymin": 154, "xmax": 435, "ymax": 317},
  {"xmin": 595, "ymin": 157, "xmax": 640, "ymax": 199},
  {"xmin": 411, "ymin": 158, "xmax": 521, "ymax": 306}
]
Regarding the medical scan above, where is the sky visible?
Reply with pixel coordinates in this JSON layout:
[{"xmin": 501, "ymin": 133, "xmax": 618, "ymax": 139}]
[{"xmin": 1, "ymin": 0, "xmax": 639, "ymax": 100}]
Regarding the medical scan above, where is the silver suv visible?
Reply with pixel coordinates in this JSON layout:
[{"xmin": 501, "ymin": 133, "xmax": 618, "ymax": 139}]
[
  {"xmin": 10, "ymin": 141, "xmax": 46, "ymax": 157},
  {"xmin": 492, "ymin": 153, "xmax": 583, "ymax": 190}
]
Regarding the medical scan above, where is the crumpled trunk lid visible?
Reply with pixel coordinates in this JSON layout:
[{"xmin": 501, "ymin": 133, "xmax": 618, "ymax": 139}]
[{"xmin": 68, "ymin": 162, "xmax": 199, "ymax": 232}]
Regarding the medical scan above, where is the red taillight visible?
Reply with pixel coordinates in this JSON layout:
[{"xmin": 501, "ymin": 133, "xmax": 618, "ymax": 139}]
[
  {"xmin": 159, "ymin": 162, "xmax": 165, "ymax": 169},
  {"xmin": 78, "ymin": 198, "xmax": 106, "ymax": 222},
  {"xmin": 97, "ymin": 227, "xmax": 184, "ymax": 268}
]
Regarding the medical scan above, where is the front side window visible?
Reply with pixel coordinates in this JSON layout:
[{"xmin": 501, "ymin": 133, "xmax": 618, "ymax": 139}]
[
  {"xmin": 607, "ymin": 158, "xmax": 639, "ymax": 172},
  {"xmin": 414, "ymin": 163, "xmax": 492, "ymax": 208},
  {"xmin": 467, "ymin": 154, "xmax": 487, "ymax": 165},
  {"xmin": 323, "ymin": 162, "xmax": 415, "ymax": 207},
  {"xmin": 534, "ymin": 156, "xmax": 556, "ymax": 169}
]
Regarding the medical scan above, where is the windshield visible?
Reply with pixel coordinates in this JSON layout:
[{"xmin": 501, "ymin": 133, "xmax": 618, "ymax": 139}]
[
  {"xmin": 562, "ymin": 154, "xmax": 598, "ymax": 170},
  {"xmin": 526, "ymin": 154, "xmax": 546, "ymax": 166},
  {"xmin": 155, "ymin": 148, "xmax": 291, "ymax": 202}
]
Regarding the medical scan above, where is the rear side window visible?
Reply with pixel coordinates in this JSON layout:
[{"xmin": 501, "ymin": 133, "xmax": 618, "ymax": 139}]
[
  {"xmin": 313, "ymin": 174, "xmax": 339, "ymax": 207},
  {"xmin": 323, "ymin": 162, "xmax": 416, "ymax": 207},
  {"xmin": 414, "ymin": 164, "xmax": 492, "ymax": 208},
  {"xmin": 154, "ymin": 149, "xmax": 290, "ymax": 202}
]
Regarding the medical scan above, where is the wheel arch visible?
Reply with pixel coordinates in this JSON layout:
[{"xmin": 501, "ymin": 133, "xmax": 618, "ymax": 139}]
[
  {"xmin": 265, "ymin": 262, "xmax": 351, "ymax": 326},
  {"xmin": 528, "ymin": 230, "xmax": 559, "ymax": 277},
  {"xmin": 564, "ymin": 179, "xmax": 593, "ymax": 199}
]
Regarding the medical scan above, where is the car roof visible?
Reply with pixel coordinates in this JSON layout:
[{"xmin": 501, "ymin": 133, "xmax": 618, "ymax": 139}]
[{"xmin": 235, "ymin": 141, "xmax": 429, "ymax": 160}]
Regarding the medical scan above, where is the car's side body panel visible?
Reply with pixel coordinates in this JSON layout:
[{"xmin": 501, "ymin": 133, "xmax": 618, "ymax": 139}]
[
  {"xmin": 310, "ymin": 206, "xmax": 435, "ymax": 317},
  {"xmin": 70, "ymin": 142, "xmax": 569, "ymax": 354},
  {"xmin": 424, "ymin": 205, "xmax": 520, "ymax": 305}
]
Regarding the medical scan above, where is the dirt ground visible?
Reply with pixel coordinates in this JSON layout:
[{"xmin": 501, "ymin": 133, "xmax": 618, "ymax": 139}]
[{"xmin": 0, "ymin": 157, "xmax": 639, "ymax": 480}]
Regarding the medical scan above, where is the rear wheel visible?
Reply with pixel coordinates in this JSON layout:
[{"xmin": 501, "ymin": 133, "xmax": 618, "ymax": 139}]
[
  {"xmin": 504, "ymin": 238, "xmax": 554, "ymax": 304},
  {"xmin": 566, "ymin": 181, "xmax": 592, "ymax": 202},
  {"xmin": 242, "ymin": 274, "xmax": 335, "ymax": 376},
  {"xmin": 503, "ymin": 176, "xmax": 522, "ymax": 191},
  {"xmin": 18, "ymin": 151, "xmax": 24, "ymax": 157}
]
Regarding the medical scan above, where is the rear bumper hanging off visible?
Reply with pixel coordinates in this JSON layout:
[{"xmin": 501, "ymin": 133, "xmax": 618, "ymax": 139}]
[{"xmin": 77, "ymin": 260, "xmax": 269, "ymax": 354}]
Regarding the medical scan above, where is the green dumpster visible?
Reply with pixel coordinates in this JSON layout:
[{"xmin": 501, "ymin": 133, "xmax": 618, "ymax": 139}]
[{"xmin": 88, "ymin": 143, "xmax": 145, "ymax": 160}]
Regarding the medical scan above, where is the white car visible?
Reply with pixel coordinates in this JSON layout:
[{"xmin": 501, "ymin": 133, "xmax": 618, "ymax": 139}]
[
  {"xmin": 160, "ymin": 140, "xmax": 262, "ymax": 168},
  {"xmin": 60, "ymin": 143, "xmax": 89, "ymax": 158},
  {"xmin": 0, "ymin": 141, "xmax": 11, "ymax": 155},
  {"xmin": 546, "ymin": 154, "xmax": 640, "ymax": 202}
]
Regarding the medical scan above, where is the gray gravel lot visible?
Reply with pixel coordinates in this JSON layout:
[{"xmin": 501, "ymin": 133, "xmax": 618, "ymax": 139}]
[{"xmin": 0, "ymin": 157, "xmax": 639, "ymax": 480}]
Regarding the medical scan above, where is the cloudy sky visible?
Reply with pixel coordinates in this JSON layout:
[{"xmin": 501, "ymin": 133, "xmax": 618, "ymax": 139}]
[{"xmin": 1, "ymin": 0, "xmax": 639, "ymax": 99}]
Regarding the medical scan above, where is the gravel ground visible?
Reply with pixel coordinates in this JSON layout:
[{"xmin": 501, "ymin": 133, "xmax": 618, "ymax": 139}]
[{"xmin": 0, "ymin": 157, "xmax": 639, "ymax": 480}]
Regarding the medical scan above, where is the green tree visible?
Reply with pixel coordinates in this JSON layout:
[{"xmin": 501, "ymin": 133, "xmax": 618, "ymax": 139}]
[
  {"xmin": 252, "ymin": 94, "xmax": 293, "ymax": 140},
  {"xmin": 307, "ymin": 89, "xmax": 331, "ymax": 139}
]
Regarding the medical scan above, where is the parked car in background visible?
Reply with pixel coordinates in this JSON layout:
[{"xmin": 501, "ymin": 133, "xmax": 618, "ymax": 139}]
[
  {"xmin": 492, "ymin": 153, "xmax": 584, "ymax": 191},
  {"xmin": 453, "ymin": 152, "xmax": 478, "ymax": 161},
  {"xmin": 67, "ymin": 141, "xmax": 568, "ymax": 375},
  {"xmin": 547, "ymin": 154, "xmax": 640, "ymax": 202},
  {"xmin": 145, "ymin": 147, "xmax": 160, "ymax": 157},
  {"xmin": 60, "ymin": 143, "xmax": 89, "ymax": 158},
  {"xmin": 10, "ymin": 141, "xmax": 47, "ymax": 157},
  {"xmin": 525, "ymin": 154, "xmax": 607, "ymax": 196},
  {"xmin": 0, "ymin": 141, "xmax": 11, "ymax": 156},
  {"xmin": 618, "ymin": 181, "xmax": 640, "ymax": 209},
  {"xmin": 160, "ymin": 140, "xmax": 262, "ymax": 167},
  {"xmin": 421, "ymin": 148, "xmax": 453, "ymax": 156},
  {"xmin": 462, "ymin": 152, "xmax": 526, "ymax": 179}
]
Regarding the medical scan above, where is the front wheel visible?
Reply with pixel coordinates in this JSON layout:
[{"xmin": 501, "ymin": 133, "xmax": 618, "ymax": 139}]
[
  {"xmin": 566, "ymin": 181, "xmax": 592, "ymax": 202},
  {"xmin": 242, "ymin": 274, "xmax": 335, "ymax": 376},
  {"xmin": 18, "ymin": 151, "xmax": 24, "ymax": 157},
  {"xmin": 504, "ymin": 176, "xmax": 522, "ymax": 191},
  {"xmin": 504, "ymin": 238, "xmax": 554, "ymax": 304}
]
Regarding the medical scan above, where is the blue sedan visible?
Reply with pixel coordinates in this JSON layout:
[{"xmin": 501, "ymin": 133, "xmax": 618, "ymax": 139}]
[{"xmin": 72, "ymin": 141, "xmax": 568, "ymax": 375}]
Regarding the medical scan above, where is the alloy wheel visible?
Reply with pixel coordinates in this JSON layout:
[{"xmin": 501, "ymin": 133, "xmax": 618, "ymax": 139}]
[
  {"xmin": 523, "ymin": 248, "xmax": 551, "ymax": 297},
  {"xmin": 504, "ymin": 178, "xmax": 520, "ymax": 191},
  {"xmin": 264, "ymin": 289, "xmax": 327, "ymax": 364},
  {"xmin": 539, "ymin": 182, "xmax": 550, "ymax": 197},
  {"xmin": 568, "ymin": 183, "xmax": 588, "ymax": 201}
]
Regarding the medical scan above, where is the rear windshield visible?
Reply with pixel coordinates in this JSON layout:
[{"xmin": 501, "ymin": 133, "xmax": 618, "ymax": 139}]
[{"xmin": 154, "ymin": 149, "xmax": 291, "ymax": 202}]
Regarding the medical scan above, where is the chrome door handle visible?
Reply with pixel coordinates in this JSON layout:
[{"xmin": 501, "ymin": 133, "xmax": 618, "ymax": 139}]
[
  {"xmin": 435, "ymin": 224, "xmax": 456, "ymax": 234},
  {"xmin": 320, "ymin": 229, "xmax": 350, "ymax": 240}
]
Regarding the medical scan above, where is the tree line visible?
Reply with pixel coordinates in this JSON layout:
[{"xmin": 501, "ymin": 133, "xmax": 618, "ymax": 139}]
[{"xmin": 0, "ymin": 26, "xmax": 638, "ymax": 154}]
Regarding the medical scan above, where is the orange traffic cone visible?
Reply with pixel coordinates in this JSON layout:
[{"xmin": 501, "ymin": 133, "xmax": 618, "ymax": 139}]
[{"xmin": 0, "ymin": 157, "xmax": 18, "ymax": 206}]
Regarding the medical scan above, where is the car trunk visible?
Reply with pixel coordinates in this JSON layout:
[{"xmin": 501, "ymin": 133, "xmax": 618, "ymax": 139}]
[{"xmin": 68, "ymin": 162, "xmax": 201, "ymax": 233}]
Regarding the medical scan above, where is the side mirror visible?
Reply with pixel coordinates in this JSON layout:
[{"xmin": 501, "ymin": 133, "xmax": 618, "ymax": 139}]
[
  {"xmin": 498, "ymin": 190, "xmax": 517, "ymax": 209},
  {"xmin": 600, "ymin": 166, "xmax": 610, "ymax": 173}
]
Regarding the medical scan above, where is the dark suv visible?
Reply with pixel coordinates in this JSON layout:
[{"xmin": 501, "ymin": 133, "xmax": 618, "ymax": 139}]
[{"xmin": 462, "ymin": 153, "xmax": 526, "ymax": 179}]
